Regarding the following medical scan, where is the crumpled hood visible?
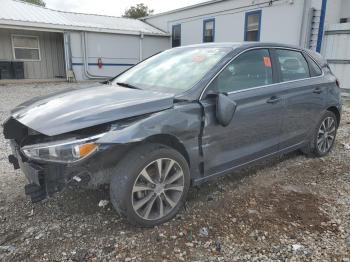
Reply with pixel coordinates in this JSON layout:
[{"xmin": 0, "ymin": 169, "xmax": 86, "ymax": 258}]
[{"xmin": 11, "ymin": 84, "xmax": 174, "ymax": 136}]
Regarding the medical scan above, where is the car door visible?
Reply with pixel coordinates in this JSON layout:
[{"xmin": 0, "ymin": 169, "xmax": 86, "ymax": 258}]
[
  {"xmin": 271, "ymin": 49, "xmax": 325, "ymax": 149},
  {"xmin": 200, "ymin": 48, "xmax": 285, "ymax": 178}
]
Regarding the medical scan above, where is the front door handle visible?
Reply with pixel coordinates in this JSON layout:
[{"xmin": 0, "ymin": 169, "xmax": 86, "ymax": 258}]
[
  {"xmin": 313, "ymin": 87, "xmax": 323, "ymax": 94},
  {"xmin": 266, "ymin": 96, "xmax": 281, "ymax": 104}
]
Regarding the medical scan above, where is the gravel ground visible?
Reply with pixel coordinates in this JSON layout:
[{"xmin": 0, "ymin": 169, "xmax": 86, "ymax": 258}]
[{"xmin": 0, "ymin": 82, "xmax": 350, "ymax": 262}]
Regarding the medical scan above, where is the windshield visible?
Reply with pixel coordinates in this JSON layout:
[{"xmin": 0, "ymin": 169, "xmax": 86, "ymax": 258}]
[{"xmin": 112, "ymin": 47, "xmax": 231, "ymax": 94}]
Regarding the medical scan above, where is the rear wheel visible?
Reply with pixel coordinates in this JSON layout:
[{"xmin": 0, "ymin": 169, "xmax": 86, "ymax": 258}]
[
  {"xmin": 302, "ymin": 111, "xmax": 338, "ymax": 157},
  {"xmin": 110, "ymin": 143, "xmax": 190, "ymax": 227}
]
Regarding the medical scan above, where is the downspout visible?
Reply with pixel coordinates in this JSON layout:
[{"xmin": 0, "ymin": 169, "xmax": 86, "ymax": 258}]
[
  {"xmin": 298, "ymin": 0, "xmax": 311, "ymax": 47},
  {"xmin": 139, "ymin": 32, "xmax": 144, "ymax": 61},
  {"xmin": 316, "ymin": 0, "xmax": 327, "ymax": 52},
  {"xmin": 63, "ymin": 32, "xmax": 72, "ymax": 79},
  {"xmin": 81, "ymin": 32, "xmax": 109, "ymax": 79}
]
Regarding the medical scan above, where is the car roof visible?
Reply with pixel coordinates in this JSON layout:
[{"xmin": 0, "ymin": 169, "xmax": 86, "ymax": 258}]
[
  {"xmin": 175, "ymin": 42, "xmax": 326, "ymax": 101},
  {"xmin": 177, "ymin": 42, "xmax": 303, "ymax": 51}
]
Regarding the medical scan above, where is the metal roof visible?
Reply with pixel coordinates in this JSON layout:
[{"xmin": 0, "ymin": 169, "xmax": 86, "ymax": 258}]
[
  {"xmin": 142, "ymin": 0, "xmax": 228, "ymax": 19},
  {"xmin": 0, "ymin": 0, "xmax": 167, "ymax": 36}
]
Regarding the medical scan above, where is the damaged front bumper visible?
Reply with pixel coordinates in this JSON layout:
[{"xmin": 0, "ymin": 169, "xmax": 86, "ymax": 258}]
[
  {"xmin": 3, "ymin": 117, "xmax": 130, "ymax": 203},
  {"xmin": 7, "ymin": 139, "xmax": 123, "ymax": 203},
  {"xmin": 8, "ymin": 139, "xmax": 87, "ymax": 202}
]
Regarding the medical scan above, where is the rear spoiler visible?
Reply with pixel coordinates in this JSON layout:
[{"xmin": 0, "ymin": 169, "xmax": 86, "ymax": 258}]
[{"xmin": 305, "ymin": 50, "xmax": 328, "ymax": 68}]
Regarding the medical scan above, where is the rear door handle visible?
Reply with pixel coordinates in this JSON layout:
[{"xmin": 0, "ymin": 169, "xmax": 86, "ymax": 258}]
[
  {"xmin": 266, "ymin": 96, "xmax": 281, "ymax": 104},
  {"xmin": 313, "ymin": 87, "xmax": 323, "ymax": 94}
]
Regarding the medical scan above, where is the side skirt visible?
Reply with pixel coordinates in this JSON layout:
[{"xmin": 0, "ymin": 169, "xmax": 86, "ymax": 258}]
[{"xmin": 192, "ymin": 141, "xmax": 307, "ymax": 186}]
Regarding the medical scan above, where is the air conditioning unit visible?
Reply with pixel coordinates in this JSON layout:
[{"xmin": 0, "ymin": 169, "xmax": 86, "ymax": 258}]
[{"xmin": 0, "ymin": 61, "xmax": 24, "ymax": 79}]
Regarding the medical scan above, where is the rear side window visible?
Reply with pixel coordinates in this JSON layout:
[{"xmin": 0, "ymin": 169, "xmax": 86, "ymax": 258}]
[
  {"xmin": 304, "ymin": 54, "xmax": 323, "ymax": 77},
  {"xmin": 211, "ymin": 49, "xmax": 273, "ymax": 93},
  {"xmin": 276, "ymin": 49, "xmax": 310, "ymax": 81}
]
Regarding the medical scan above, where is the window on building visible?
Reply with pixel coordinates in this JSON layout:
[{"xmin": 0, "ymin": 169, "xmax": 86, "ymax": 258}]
[
  {"xmin": 210, "ymin": 49, "xmax": 273, "ymax": 93},
  {"xmin": 203, "ymin": 19, "xmax": 215, "ymax": 43},
  {"xmin": 172, "ymin": 24, "xmax": 181, "ymax": 47},
  {"xmin": 244, "ymin": 10, "xmax": 262, "ymax": 41},
  {"xmin": 340, "ymin": 18, "xmax": 349, "ymax": 23},
  {"xmin": 12, "ymin": 35, "xmax": 40, "ymax": 61},
  {"xmin": 276, "ymin": 49, "xmax": 310, "ymax": 82}
]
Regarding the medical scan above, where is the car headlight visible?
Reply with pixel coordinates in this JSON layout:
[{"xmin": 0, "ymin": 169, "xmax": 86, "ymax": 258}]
[{"xmin": 21, "ymin": 133, "xmax": 106, "ymax": 163}]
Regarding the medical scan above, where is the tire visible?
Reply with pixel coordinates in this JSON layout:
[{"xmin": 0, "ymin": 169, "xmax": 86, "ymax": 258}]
[
  {"xmin": 109, "ymin": 143, "xmax": 190, "ymax": 227},
  {"xmin": 302, "ymin": 111, "xmax": 338, "ymax": 157}
]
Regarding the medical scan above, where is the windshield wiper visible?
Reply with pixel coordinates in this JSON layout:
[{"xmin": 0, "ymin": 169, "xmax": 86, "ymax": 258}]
[
  {"xmin": 102, "ymin": 80, "xmax": 112, "ymax": 85},
  {"xmin": 116, "ymin": 82, "xmax": 141, "ymax": 90}
]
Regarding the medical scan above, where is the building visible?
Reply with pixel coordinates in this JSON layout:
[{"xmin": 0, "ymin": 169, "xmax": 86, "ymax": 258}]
[
  {"xmin": 1, "ymin": 0, "xmax": 349, "ymax": 91},
  {"xmin": 143, "ymin": 0, "xmax": 322, "ymax": 50},
  {"xmin": 0, "ymin": 0, "xmax": 168, "ymax": 81},
  {"xmin": 143, "ymin": 0, "xmax": 350, "ymax": 91},
  {"xmin": 321, "ymin": 0, "xmax": 350, "ymax": 93}
]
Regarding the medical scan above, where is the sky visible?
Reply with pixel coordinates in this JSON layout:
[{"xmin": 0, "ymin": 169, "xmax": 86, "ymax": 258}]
[{"xmin": 44, "ymin": 0, "xmax": 207, "ymax": 17}]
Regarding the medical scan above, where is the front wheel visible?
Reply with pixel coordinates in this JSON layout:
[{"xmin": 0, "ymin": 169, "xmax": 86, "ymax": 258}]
[
  {"xmin": 303, "ymin": 111, "xmax": 338, "ymax": 157},
  {"xmin": 110, "ymin": 143, "xmax": 190, "ymax": 227}
]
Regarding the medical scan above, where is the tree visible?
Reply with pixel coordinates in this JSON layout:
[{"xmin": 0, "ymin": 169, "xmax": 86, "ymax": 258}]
[
  {"xmin": 23, "ymin": 0, "xmax": 46, "ymax": 7},
  {"xmin": 123, "ymin": 3, "xmax": 154, "ymax": 19}
]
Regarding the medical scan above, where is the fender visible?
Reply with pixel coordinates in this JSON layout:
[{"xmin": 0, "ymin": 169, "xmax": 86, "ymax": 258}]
[
  {"xmin": 97, "ymin": 102, "xmax": 204, "ymax": 179},
  {"xmin": 98, "ymin": 103, "xmax": 202, "ymax": 144}
]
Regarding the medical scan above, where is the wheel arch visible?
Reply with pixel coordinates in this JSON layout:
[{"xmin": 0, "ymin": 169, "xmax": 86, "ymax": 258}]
[
  {"xmin": 142, "ymin": 134, "xmax": 191, "ymax": 168},
  {"xmin": 326, "ymin": 106, "xmax": 341, "ymax": 126}
]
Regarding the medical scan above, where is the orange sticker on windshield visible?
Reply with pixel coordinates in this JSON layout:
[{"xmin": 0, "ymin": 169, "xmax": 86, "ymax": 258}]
[
  {"xmin": 192, "ymin": 55, "xmax": 207, "ymax": 63},
  {"xmin": 263, "ymin": 56, "xmax": 272, "ymax": 67}
]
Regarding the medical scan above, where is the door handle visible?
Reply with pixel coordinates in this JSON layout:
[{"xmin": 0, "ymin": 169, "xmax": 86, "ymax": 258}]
[
  {"xmin": 313, "ymin": 87, "xmax": 323, "ymax": 94},
  {"xmin": 266, "ymin": 96, "xmax": 281, "ymax": 104}
]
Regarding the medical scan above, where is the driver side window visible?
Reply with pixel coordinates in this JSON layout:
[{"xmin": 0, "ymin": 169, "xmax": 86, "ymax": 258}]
[{"xmin": 210, "ymin": 49, "xmax": 273, "ymax": 93}]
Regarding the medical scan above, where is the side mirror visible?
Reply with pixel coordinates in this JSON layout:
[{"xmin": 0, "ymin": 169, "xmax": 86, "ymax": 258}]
[{"xmin": 216, "ymin": 93, "xmax": 237, "ymax": 126}]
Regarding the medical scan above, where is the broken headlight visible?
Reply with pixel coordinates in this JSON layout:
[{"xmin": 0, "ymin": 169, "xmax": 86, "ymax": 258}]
[{"xmin": 21, "ymin": 133, "xmax": 106, "ymax": 163}]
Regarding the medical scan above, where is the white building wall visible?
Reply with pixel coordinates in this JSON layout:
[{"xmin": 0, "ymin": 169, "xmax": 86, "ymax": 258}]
[
  {"xmin": 325, "ymin": 0, "xmax": 342, "ymax": 24},
  {"xmin": 181, "ymin": 20, "xmax": 203, "ymax": 45},
  {"xmin": 325, "ymin": 0, "xmax": 350, "ymax": 24},
  {"xmin": 322, "ymin": 0, "xmax": 350, "ymax": 91},
  {"xmin": 142, "ymin": 35, "xmax": 170, "ymax": 58},
  {"xmin": 69, "ymin": 31, "xmax": 169, "ymax": 81},
  {"xmin": 323, "ymin": 0, "xmax": 350, "ymax": 38},
  {"xmin": 145, "ymin": 0, "xmax": 254, "ymax": 32},
  {"xmin": 145, "ymin": 0, "xmax": 319, "ymax": 48},
  {"xmin": 214, "ymin": 14, "xmax": 243, "ymax": 42},
  {"xmin": 0, "ymin": 28, "xmax": 65, "ymax": 79},
  {"xmin": 259, "ymin": 3, "xmax": 304, "ymax": 45},
  {"xmin": 311, "ymin": 0, "xmax": 322, "ymax": 8},
  {"xmin": 340, "ymin": 0, "xmax": 350, "ymax": 20},
  {"xmin": 322, "ymin": 23, "xmax": 350, "ymax": 90}
]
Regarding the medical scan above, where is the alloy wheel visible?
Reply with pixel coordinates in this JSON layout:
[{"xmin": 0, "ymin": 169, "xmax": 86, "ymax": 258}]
[
  {"xmin": 317, "ymin": 116, "xmax": 336, "ymax": 153},
  {"xmin": 131, "ymin": 158, "xmax": 185, "ymax": 221}
]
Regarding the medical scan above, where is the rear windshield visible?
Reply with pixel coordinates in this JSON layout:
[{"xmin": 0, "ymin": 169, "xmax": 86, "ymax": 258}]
[{"xmin": 112, "ymin": 47, "xmax": 231, "ymax": 94}]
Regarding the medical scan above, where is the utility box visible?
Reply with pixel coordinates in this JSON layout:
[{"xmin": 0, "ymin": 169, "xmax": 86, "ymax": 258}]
[
  {"xmin": 0, "ymin": 61, "xmax": 24, "ymax": 79},
  {"xmin": 0, "ymin": 61, "xmax": 12, "ymax": 79},
  {"xmin": 12, "ymin": 62, "xmax": 24, "ymax": 79}
]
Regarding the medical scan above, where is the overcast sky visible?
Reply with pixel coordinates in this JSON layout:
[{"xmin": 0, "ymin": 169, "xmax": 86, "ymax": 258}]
[{"xmin": 44, "ymin": 0, "xmax": 207, "ymax": 17}]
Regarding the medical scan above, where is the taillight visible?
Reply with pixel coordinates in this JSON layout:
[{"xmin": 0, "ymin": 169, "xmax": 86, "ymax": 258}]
[{"xmin": 335, "ymin": 79, "xmax": 340, "ymax": 88}]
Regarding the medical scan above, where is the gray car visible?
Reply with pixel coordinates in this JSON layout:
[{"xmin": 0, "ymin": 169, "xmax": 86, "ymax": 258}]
[{"xmin": 3, "ymin": 42, "xmax": 342, "ymax": 227}]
